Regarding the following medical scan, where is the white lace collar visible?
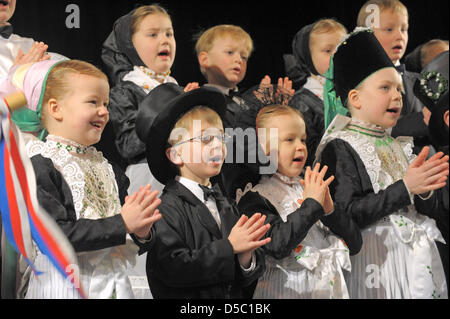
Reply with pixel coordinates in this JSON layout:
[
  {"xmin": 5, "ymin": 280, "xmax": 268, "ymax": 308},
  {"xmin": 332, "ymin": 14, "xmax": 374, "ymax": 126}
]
[
  {"xmin": 303, "ymin": 75, "xmax": 326, "ymax": 100},
  {"xmin": 274, "ymin": 172, "xmax": 302, "ymax": 186},
  {"xmin": 27, "ymin": 136, "xmax": 121, "ymax": 220}
]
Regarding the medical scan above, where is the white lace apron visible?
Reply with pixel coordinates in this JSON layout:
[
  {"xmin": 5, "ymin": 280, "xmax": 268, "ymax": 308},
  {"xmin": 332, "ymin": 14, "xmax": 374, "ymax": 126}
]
[
  {"xmin": 240, "ymin": 173, "xmax": 351, "ymax": 299},
  {"xmin": 315, "ymin": 115, "xmax": 447, "ymax": 299},
  {"xmin": 24, "ymin": 135, "xmax": 137, "ymax": 299}
]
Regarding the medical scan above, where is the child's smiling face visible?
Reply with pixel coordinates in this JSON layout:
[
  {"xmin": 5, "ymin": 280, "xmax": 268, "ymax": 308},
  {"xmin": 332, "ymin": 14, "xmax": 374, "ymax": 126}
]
[
  {"xmin": 0, "ymin": 0, "xmax": 16, "ymax": 23},
  {"xmin": 350, "ymin": 67, "xmax": 403, "ymax": 129},
  {"xmin": 132, "ymin": 13, "xmax": 176, "ymax": 74},
  {"xmin": 373, "ymin": 9, "xmax": 409, "ymax": 64},
  {"xmin": 48, "ymin": 74, "xmax": 110, "ymax": 147},
  {"xmin": 262, "ymin": 113, "xmax": 308, "ymax": 178}
]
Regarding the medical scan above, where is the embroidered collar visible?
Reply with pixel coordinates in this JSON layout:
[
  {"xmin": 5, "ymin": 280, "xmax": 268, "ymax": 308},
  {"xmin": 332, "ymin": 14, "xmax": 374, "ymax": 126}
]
[
  {"xmin": 347, "ymin": 118, "xmax": 386, "ymax": 138},
  {"xmin": 46, "ymin": 135, "xmax": 90, "ymax": 154},
  {"xmin": 274, "ymin": 172, "xmax": 301, "ymax": 186},
  {"xmin": 139, "ymin": 66, "xmax": 171, "ymax": 81}
]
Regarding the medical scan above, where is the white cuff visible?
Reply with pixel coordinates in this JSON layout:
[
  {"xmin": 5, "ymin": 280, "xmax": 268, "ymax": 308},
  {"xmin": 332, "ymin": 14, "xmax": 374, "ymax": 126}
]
[
  {"xmin": 240, "ymin": 252, "xmax": 256, "ymax": 273},
  {"xmin": 418, "ymin": 190, "xmax": 434, "ymax": 201},
  {"xmin": 136, "ymin": 231, "xmax": 152, "ymax": 244}
]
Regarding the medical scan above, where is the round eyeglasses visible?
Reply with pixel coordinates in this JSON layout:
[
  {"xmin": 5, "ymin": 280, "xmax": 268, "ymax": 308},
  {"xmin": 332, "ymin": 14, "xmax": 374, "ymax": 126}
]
[{"xmin": 173, "ymin": 133, "xmax": 231, "ymax": 147}]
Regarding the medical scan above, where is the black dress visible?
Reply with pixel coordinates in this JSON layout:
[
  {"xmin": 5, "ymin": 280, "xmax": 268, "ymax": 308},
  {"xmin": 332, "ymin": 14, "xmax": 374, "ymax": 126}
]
[
  {"xmin": 134, "ymin": 180, "xmax": 265, "ymax": 299},
  {"xmin": 316, "ymin": 122, "xmax": 447, "ymax": 298}
]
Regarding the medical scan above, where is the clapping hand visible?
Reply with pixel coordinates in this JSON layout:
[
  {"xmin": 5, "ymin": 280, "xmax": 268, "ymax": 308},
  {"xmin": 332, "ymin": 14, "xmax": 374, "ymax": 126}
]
[
  {"xmin": 404, "ymin": 146, "xmax": 449, "ymax": 196},
  {"xmin": 300, "ymin": 163, "xmax": 335, "ymax": 215},
  {"xmin": 121, "ymin": 185, "xmax": 162, "ymax": 239}
]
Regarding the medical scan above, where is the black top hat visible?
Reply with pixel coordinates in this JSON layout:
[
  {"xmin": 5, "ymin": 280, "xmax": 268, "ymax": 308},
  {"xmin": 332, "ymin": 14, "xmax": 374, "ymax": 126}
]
[
  {"xmin": 332, "ymin": 28, "xmax": 394, "ymax": 103},
  {"xmin": 135, "ymin": 83, "xmax": 227, "ymax": 184}
]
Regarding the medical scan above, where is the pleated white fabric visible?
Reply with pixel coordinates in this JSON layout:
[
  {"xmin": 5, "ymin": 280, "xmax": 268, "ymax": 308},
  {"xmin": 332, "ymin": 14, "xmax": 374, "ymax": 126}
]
[{"xmin": 246, "ymin": 174, "xmax": 351, "ymax": 299}]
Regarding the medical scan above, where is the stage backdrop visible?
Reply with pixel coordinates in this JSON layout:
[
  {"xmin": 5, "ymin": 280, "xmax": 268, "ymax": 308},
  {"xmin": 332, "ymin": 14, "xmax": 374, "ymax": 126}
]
[{"xmin": 10, "ymin": 0, "xmax": 449, "ymax": 89}]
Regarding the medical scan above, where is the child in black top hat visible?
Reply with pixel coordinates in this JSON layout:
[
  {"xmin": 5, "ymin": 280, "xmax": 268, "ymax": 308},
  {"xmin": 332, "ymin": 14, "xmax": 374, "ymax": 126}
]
[
  {"xmin": 413, "ymin": 51, "xmax": 450, "ymax": 291},
  {"xmin": 133, "ymin": 83, "xmax": 270, "ymax": 298},
  {"xmin": 315, "ymin": 28, "xmax": 448, "ymax": 299}
]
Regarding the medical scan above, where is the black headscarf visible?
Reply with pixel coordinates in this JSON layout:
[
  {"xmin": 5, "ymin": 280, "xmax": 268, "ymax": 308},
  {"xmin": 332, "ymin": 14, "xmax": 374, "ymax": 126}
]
[
  {"xmin": 101, "ymin": 9, "xmax": 145, "ymax": 86},
  {"xmin": 284, "ymin": 23, "xmax": 320, "ymax": 90},
  {"xmin": 404, "ymin": 43, "xmax": 424, "ymax": 73}
]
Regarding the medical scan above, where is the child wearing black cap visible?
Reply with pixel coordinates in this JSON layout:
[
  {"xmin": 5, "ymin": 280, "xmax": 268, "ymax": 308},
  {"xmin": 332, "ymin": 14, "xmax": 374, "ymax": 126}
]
[
  {"xmin": 134, "ymin": 83, "xmax": 269, "ymax": 298},
  {"xmin": 315, "ymin": 28, "xmax": 449, "ymax": 299}
]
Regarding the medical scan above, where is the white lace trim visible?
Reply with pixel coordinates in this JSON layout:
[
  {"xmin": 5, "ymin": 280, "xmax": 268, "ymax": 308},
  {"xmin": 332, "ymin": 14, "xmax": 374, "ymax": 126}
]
[{"xmin": 26, "ymin": 137, "xmax": 121, "ymax": 220}]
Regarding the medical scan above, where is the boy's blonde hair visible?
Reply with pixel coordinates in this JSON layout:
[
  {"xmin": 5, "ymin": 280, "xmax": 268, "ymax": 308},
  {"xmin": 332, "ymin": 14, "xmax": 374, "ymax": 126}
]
[
  {"xmin": 168, "ymin": 106, "xmax": 223, "ymax": 146},
  {"xmin": 195, "ymin": 24, "xmax": 254, "ymax": 56},
  {"xmin": 357, "ymin": 0, "xmax": 408, "ymax": 27},
  {"xmin": 41, "ymin": 60, "xmax": 108, "ymax": 129},
  {"xmin": 310, "ymin": 19, "xmax": 347, "ymax": 46},
  {"xmin": 130, "ymin": 4, "xmax": 170, "ymax": 36},
  {"xmin": 421, "ymin": 39, "xmax": 449, "ymax": 68}
]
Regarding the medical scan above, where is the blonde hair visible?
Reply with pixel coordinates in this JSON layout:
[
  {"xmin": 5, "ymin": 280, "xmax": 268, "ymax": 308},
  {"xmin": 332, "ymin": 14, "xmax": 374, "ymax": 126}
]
[
  {"xmin": 41, "ymin": 60, "xmax": 108, "ymax": 129},
  {"xmin": 421, "ymin": 39, "xmax": 449, "ymax": 68},
  {"xmin": 195, "ymin": 24, "xmax": 253, "ymax": 56},
  {"xmin": 130, "ymin": 4, "xmax": 170, "ymax": 36},
  {"xmin": 357, "ymin": 0, "xmax": 408, "ymax": 27},
  {"xmin": 256, "ymin": 105, "xmax": 304, "ymax": 131},
  {"xmin": 256, "ymin": 105, "xmax": 304, "ymax": 152},
  {"xmin": 310, "ymin": 19, "xmax": 347, "ymax": 45},
  {"xmin": 168, "ymin": 106, "xmax": 223, "ymax": 146}
]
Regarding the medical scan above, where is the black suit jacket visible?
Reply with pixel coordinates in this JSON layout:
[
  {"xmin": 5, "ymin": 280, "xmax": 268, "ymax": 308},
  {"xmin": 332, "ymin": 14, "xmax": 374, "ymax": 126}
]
[{"xmin": 134, "ymin": 180, "xmax": 265, "ymax": 299}]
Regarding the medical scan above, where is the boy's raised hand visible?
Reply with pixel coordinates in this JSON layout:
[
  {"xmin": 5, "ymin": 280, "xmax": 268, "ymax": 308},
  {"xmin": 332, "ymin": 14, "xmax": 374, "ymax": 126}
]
[
  {"xmin": 121, "ymin": 184, "xmax": 162, "ymax": 239},
  {"xmin": 228, "ymin": 213, "xmax": 271, "ymax": 255},
  {"xmin": 404, "ymin": 146, "xmax": 449, "ymax": 196},
  {"xmin": 300, "ymin": 163, "xmax": 335, "ymax": 214},
  {"xmin": 184, "ymin": 82, "xmax": 199, "ymax": 92}
]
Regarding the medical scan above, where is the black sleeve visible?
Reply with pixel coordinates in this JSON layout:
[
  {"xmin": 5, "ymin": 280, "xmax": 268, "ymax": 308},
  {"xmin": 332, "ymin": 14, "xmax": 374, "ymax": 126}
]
[
  {"xmin": 108, "ymin": 84, "xmax": 147, "ymax": 162},
  {"xmin": 320, "ymin": 139, "xmax": 413, "ymax": 231},
  {"xmin": 238, "ymin": 191, "xmax": 324, "ymax": 259},
  {"xmin": 414, "ymin": 181, "xmax": 449, "ymax": 238},
  {"xmin": 31, "ymin": 155, "xmax": 127, "ymax": 252},
  {"xmin": 148, "ymin": 201, "xmax": 236, "ymax": 288}
]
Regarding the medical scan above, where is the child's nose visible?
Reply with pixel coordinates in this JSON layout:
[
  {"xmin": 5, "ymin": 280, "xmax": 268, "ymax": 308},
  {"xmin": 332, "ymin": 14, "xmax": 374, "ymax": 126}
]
[{"xmin": 98, "ymin": 106, "xmax": 109, "ymax": 116}]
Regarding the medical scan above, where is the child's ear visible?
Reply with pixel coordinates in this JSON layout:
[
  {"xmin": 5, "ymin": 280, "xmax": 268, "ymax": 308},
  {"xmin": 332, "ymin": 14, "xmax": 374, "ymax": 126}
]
[
  {"xmin": 47, "ymin": 98, "xmax": 63, "ymax": 121},
  {"xmin": 348, "ymin": 89, "xmax": 362, "ymax": 110},
  {"xmin": 198, "ymin": 51, "xmax": 209, "ymax": 68},
  {"xmin": 166, "ymin": 147, "xmax": 183, "ymax": 166},
  {"xmin": 444, "ymin": 110, "xmax": 449, "ymax": 128}
]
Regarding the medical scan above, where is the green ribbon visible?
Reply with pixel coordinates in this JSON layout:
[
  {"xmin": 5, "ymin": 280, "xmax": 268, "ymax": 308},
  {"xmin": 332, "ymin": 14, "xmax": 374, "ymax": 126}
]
[
  {"xmin": 323, "ymin": 57, "xmax": 348, "ymax": 130},
  {"xmin": 11, "ymin": 108, "xmax": 47, "ymax": 140}
]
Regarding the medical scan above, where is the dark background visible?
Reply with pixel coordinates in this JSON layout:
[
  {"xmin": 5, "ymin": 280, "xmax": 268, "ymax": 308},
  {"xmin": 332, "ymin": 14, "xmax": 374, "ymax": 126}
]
[{"xmin": 10, "ymin": 0, "xmax": 449, "ymax": 89}]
